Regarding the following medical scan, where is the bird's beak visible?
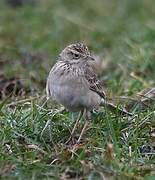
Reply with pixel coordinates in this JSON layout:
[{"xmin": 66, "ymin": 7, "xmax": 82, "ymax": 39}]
[{"xmin": 86, "ymin": 55, "xmax": 95, "ymax": 61}]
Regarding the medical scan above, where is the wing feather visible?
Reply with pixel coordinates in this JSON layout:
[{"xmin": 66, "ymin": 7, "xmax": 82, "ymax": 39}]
[{"xmin": 84, "ymin": 65, "xmax": 106, "ymax": 98}]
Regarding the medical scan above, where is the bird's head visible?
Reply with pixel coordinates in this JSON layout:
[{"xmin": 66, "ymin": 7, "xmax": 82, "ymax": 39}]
[{"xmin": 59, "ymin": 43, "xmax": 94, "ymax": 64}]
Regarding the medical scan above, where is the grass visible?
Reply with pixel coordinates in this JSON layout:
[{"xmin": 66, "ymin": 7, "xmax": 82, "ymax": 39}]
[{"xmin": 0, "ymin": 0, "xmax": 155, "ymax": 179}]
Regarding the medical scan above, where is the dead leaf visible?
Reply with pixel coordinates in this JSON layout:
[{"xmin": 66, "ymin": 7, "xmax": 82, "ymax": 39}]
[
  {"xmin": 104, "ymin": 143, "xmax": 114, "ymax": 162},
  {"xmin": 26, "ymin": 144, "xmax": 47, "ymax": 155},
  {"xmin": 60, "ymin": 167, "xmax": 83, "ymax": 180},
  {"xmin": 0, "ymin": 164, "xmax": 16, "ymax": 177},
  {"xmin": 17, "ymin": 136, "xmax": 47, "ymax": 155},
  {"xmin": 130, "ymin": 72, "xmax": 148, "ymax": 87},
  {"xmin": 0, "ymin": 75, "xmax": 27, "ymax": 99},
  {"xmin": 126, "ymin": 87, "xmax": 155, "ymax": 111},
  {"xmin": 137, "ymin": 87, "xmax": 155, "ymax": 103}
]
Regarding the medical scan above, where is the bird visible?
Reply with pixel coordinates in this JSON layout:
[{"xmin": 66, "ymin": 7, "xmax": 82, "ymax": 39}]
[{"xmin": 46, "ymin": 42, "xmax": 132, "ymax": 143}]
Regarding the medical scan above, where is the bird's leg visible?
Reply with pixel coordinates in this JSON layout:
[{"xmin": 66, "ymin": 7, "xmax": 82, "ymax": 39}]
[
  {"xmin": 77, "ymin": 110, "xmax": 91, "ymax": 143},
  {"xmin": 66, "ymin": 111, "xmax": 82, "ymax": 144},
  {"xmin": 70, "ymin": 111, "xmax": 82, "ymax": 137},
  {"xmin": 77, "ymin": 121, "xmax": 89, "ymax": 143}
]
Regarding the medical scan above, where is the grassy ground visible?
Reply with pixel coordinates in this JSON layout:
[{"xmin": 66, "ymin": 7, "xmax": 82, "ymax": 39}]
[{"xmin": 0, "ymin": 0, "xmax": 155, "ymax": 179}]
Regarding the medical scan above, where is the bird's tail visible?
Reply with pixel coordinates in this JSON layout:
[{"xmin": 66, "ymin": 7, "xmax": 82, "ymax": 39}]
[{"xmin": 100, "ymin": 99, "xmax": 133, "ymax": 116}]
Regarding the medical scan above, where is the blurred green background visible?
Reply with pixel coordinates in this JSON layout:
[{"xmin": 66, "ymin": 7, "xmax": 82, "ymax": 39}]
[{"xmin": 1, "ymin": 0, "xmax": 155, "ymax": 96}]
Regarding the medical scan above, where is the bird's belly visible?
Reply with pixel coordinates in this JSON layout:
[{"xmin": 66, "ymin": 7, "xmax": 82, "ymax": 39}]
[{"xmin": 51, "ymin": 83, "xmax": 101, "ymax": 112}]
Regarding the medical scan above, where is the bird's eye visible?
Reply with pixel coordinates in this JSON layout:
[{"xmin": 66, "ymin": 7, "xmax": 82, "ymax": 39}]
[{"xmin": 73, "ymin": 53, "xmax": 80, "ymax": 59}]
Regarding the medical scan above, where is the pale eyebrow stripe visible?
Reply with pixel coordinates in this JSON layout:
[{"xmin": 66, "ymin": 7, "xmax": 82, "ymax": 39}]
[{"xmin": 69, "ymin": 49, "xmax": 81, "ymax": 54}]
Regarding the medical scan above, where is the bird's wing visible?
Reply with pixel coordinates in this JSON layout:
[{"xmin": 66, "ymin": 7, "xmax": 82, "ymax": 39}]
[
  {"xmin": 84, "ymin": 65, "xmax": 106, "ymax": 98},
  {"xmin": 84, "ymin": 65, "xmax": 132, "ymax": 116}
]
